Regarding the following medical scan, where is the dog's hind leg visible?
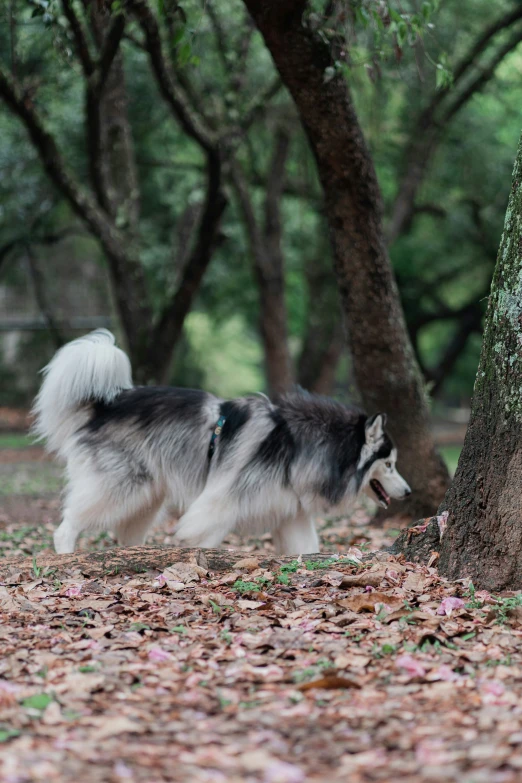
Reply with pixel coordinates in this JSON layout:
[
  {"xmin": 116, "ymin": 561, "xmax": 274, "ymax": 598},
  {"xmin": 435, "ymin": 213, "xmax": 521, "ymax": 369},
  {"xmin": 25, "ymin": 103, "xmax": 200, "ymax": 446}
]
[
  {"xmin": 54, "ymin": 467, "xmax": 160, "ymax": 553},
  {"xmin": 272, "ymin": 511, "xmax": 319, "ymax": 555},
  {"xmin": 54, "ymin": 480, "xmax": 110, "ymax": 553},
  {"xmin": 116, "ymin": 496, "xmax": 165, "ymax": 547}
]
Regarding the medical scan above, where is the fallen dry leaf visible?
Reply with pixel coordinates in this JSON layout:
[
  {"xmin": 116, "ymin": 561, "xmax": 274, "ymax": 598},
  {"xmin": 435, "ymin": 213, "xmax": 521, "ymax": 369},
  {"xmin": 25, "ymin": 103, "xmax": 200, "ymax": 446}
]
[
  {"xmin": 234, "ymin": 557, "xmax": 260, "ymax": 571},
  {"xmin": 298, "ymin": 674, "xmax": 361, "ymax": 691},
  {"xmin": 3, "ymin": 466, "xmax": 522, "ymax": 783},
  {"xmin": 337, "ymin": 591, "xmax": 404, "ymax": 613}
]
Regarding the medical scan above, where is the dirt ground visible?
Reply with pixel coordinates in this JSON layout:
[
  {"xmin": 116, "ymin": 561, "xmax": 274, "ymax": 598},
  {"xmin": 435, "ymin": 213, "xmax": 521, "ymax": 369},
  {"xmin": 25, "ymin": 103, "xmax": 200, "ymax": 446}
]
[{"xmin": 2, "ymin": 431, "xmax": 522, "ymax": 783}]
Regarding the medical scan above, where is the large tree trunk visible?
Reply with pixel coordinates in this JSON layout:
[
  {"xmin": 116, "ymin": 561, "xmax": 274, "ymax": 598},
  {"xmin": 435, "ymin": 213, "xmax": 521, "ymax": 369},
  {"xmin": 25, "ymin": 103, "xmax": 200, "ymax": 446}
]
[
  {"xmin": 242, "ymin": 0, "xmax": 449, "ymax": 518},
  {"xmin": 437, "ymin": 132, "xmax": 522, "ymax": 591}
]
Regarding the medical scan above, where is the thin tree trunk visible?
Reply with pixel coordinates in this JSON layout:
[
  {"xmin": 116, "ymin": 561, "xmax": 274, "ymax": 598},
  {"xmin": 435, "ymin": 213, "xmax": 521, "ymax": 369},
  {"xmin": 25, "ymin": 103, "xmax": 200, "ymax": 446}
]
[
  {"xmin": 437, "ymin": 132, "xmax": 522, "ymax": 591},
  {"xmin": 297, "ymin": 250, "xmax": 344, "ymax": 396},
  {"xmin": 242, "ymin": 0, "xmax": 449, "ymax": 518},
  {"xmin": 25, "ymin": 246, "xmax": 65, "ymax": 349},
  {"xmin": 231, "ymin": 132, "xmax": 294, "ymax": 396},
  {"xmin": 307, "ymin": 330, "xmax": 344, "ymax": 396}
]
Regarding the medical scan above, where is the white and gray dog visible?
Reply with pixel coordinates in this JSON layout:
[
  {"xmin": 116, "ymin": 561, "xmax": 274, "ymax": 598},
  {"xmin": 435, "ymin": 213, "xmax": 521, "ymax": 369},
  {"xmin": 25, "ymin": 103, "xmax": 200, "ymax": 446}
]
[{"xmin": 33, "ymin": 329, "xmax": 411, "ymax": 555}]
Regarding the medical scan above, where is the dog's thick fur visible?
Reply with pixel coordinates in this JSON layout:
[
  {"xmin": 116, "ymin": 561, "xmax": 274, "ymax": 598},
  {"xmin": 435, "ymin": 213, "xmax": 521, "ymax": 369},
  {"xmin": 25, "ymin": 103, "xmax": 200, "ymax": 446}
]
[{"xmin": 33, "ymin": 330, "xmax": 411, "ymax": 555}]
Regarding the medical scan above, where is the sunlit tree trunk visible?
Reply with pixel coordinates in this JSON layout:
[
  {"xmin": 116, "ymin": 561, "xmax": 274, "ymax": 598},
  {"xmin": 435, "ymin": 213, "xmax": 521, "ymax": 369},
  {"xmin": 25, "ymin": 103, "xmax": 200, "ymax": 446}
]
[{"xmin": 438, "ymin": 132, "xmax": 522, "ymax": 590}]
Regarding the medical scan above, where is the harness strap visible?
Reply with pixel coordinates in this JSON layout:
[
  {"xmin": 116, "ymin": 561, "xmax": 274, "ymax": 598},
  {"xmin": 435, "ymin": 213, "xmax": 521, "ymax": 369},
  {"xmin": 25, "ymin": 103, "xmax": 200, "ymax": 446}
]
[{"xmin": 208, "ymin": 415, "xmax": 227, "ymax": 461}]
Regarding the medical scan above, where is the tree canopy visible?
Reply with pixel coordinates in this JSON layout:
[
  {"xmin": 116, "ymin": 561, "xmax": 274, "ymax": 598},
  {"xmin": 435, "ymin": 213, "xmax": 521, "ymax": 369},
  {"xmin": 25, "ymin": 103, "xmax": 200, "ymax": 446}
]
[{"xmin": 1, "ymin": 0, "xmax": 522, "ymax": 404}]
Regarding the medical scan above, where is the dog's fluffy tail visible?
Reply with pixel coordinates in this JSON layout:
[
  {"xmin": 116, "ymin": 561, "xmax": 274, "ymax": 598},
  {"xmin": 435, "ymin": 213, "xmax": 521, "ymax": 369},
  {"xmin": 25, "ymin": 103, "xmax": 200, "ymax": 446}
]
[{"xmin": 32, "ymin": 329, "xmax": 132, "ymax": 455}]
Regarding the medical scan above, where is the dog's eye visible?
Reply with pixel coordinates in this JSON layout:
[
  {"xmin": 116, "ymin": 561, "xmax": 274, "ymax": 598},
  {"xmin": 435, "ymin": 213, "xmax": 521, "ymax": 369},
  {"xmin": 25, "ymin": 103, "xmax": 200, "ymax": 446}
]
[{"xmin": 385, "ymin": 461, "xmax": 392, "ymax": 469}]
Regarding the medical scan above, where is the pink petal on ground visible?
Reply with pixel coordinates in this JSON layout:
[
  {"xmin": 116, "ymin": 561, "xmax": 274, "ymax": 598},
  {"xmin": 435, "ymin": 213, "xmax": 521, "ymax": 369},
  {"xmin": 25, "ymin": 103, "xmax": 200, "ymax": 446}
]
[
  {"xmin": 264, "ymin": 760, "xmax": 305, "ymax": 783},
  {"xmin": 114, "ymin": 761, "xmax": 134, "ymax": 779},
  {"xmin": 482, "ymin": 680, "xmax": 505, "ymax": 696},
  {"xmin": 0, "ymin": 681, "xmax": 20, "ymax": 693},
  {"xmin": 437, "ymin": 596, "xmax": 465, "ymax": 616},
  {"xmin": 396, "ymin": 654, "xmax": 426, "ymax": 677},
  {"xmin": 65, "ymin": 586, "xmax": 83, "ymax": 597},
  {"xmin": 433, "ymin": 665, "xmax": 458, "ymax": 682},
  {"xmin": 148, "ymin": 647, "xmax": 172, "ymax": 662}
]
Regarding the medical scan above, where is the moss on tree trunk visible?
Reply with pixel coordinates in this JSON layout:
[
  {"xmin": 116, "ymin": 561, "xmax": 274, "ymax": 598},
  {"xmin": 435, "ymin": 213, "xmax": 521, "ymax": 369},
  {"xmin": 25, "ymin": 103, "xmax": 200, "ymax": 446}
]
[{"xmin": 436, "ymin": 132, "xmax": 522, "ymax": 590}]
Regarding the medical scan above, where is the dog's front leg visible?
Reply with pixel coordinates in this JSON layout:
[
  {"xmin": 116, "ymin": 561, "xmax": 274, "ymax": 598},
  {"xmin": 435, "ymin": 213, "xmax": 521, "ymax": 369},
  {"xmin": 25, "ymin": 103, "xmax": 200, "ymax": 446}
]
[
  {"xmin": 272, "ymin": 512, "xmax": 320, "ymax": 555},
  {"xmin": 174, "ymin": 490, "xmax": 237, "ymax": 549}
]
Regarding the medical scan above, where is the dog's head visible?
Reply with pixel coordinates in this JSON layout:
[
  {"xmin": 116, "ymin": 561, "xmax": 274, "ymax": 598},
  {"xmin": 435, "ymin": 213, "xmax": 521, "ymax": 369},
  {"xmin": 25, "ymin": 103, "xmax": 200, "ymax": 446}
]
[{"xmin": 359, "ymin": 414, "xmax": 411, "ymax": 509}]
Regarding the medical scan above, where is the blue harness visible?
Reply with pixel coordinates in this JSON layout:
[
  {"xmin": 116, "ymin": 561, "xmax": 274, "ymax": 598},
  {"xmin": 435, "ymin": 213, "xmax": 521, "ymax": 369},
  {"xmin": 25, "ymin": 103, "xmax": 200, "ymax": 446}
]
[{"xmin": 208, "ymin": 415, "xmax": 226, "ymax": 461}]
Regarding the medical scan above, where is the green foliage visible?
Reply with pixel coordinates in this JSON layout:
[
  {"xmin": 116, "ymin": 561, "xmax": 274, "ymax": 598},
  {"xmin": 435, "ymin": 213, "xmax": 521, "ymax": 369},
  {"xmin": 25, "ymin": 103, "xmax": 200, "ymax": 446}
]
[
  {"xmin": 304, "ymin": 558, "xmax": 341, "ymax": 570},
  {"xmin": 1, "ymin": 0, "xmax": 521, "ymax": 405},
  {"xmin": 0, "ymin": 728, "xmax": 21, "ymax": 743},
  {"xmin": 492, "ymin": 593, "xmax": 522, "ymax": 625},
  {"xmin": 21, "ymin": 693, "xmax": 54, "ymax": 711},
  {"xmin": 232, "ymin": 579, "xmax": 260, "ymax": 594}
]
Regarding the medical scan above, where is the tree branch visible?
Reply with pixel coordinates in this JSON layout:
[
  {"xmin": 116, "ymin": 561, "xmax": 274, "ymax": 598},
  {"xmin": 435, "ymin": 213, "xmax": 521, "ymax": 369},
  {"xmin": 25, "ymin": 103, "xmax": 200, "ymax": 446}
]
[
  {"xmin": 450, "ymin": 6, "xmax": 522, "ymax": 90},
  {"xmin": 0, "ymin": 237, "xmax": 19, "ymax": 274},
  {"xmin": 61, "ymin": 0, "xmax": 95, "ymax": 75},
  {"xmin": 25, "ymin": 245, "xmax": 65, "ymax": 349},
  {"xmin": 232, "ymin": 134, "xmax": 294, "ymax": 394},
  {"xmin": 242, "ymin": 77, "xmax": 283, "ymax": 131},
  {"xmin": 206, "ymin": 1, "xmax": 231, "ymax": 80},
  {"xmin": 427, "ymin": 305, "xmax": 483, "ymax": 396},
  {"xmin": 84, "ymin": 12, "xmax": 127, "ymax": 213},
  {"xmin": 264, "ymin": 128, "xmax": 290, "ymax": 259},
  {"xmin": 0, "ymin": 66, "xmax": 153, "ymax": 364},
  {"xmin": 388, "ymin": 10, "xmax": 522, "ymax": 245},
  {"xmin": 128, "ymin": 0, "xmax": 216, "ymax": 153},
  {"xmin": 232, "ymin": 15, "xmax": 255, "ymax": 94},
  {"xmin": 442, "ymin": 28, "xmax": 522, "ymax": 124},
  {"xmin": 94, "ymin": 13, "xmax": 126, "ymax": 96},
  {"xmin": 149, "ymin": 149, "xmax": 227, "ymax": 381}
]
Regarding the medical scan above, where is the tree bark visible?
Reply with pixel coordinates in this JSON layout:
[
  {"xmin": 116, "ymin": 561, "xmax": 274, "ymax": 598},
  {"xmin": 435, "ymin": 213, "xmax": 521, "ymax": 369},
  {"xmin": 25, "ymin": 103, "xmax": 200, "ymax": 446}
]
[
  {"xmin": 88, "ymin": 5, "xmax": 141, "ymax": 229},
  {"xmin": 242, "ymin": 0, "xmax": 449, "ymax": 518},
  {"xmin": 437, "ymin": 132, "xmax": 522, "ymax": 591}
]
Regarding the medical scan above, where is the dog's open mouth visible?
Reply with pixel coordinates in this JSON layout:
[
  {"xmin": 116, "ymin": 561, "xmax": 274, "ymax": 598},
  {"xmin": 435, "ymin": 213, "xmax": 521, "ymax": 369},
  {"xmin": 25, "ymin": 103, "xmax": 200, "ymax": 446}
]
[{"xmin": 370, "ymin": 479, "xmax": 390, "ymax": 509}]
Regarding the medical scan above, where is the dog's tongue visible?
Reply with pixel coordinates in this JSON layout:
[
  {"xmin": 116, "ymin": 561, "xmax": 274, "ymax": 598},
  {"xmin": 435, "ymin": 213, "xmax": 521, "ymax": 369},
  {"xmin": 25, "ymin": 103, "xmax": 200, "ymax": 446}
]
[{"xmin": 371, "ymin": 479, "xmax": 390, "ymax": 507}]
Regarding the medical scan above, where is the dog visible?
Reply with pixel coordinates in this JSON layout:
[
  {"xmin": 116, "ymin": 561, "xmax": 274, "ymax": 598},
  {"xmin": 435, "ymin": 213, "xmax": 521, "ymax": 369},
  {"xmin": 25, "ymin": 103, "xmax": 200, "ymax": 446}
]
[{"xmin": 33, "ymin": 329, "xmax": 411, "ymax": 555}]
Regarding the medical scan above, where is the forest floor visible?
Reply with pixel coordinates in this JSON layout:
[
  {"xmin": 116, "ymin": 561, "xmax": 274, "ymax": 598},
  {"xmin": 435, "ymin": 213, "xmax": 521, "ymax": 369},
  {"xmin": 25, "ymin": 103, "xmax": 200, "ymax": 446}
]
[{"xmin": 3, "ymin": 429, "xmax": 522, "ymax": 783}]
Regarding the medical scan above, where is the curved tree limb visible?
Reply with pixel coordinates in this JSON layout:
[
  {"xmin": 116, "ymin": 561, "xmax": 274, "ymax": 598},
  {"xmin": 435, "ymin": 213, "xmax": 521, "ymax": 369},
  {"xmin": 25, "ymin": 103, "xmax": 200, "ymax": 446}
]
[
  {"xmin": 128, "ymin": 0, "xmax": 216, "ymax": 153},
  {"xmin": 85, "ymin": 12, "xmax": 128, "ymax": 214},
  {"xmin": 25, "ymin": 245, "xmax": 65, "ymax": 349},
  {"xmin": 388, "ymin": 11, "xmax": 522, "ymax": 245},
  {"xmin": 231, "ymin": 130, "xmax": 294, "ymax": 395},
  {"xmin": 148, "ymin": 148, "xmax": 227, "ymax": 382},
  {"xmin": 442, "ymin": 28, "xmax": 522, "ymax": 124},
  {"xmin": 61, "ymin": 0, "xmax": 95, "ymax": 76},
  {"xmin": 0, "ymin": 66, "xmax": 152, "ymax": 367}
]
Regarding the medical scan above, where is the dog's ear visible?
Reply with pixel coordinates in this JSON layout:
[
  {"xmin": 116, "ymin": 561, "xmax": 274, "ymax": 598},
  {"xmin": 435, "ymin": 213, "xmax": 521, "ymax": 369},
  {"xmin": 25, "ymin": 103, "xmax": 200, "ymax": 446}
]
[{"xmin": 365, "ymin": 413, "xmax": 386, "ymax": 444}]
